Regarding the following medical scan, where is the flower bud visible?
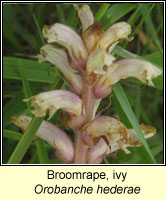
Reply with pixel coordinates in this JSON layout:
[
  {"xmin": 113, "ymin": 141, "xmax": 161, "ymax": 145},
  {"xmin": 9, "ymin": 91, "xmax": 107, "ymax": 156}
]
[{"xmin": 83, "ymin": 22, "xmax": 104, "ymax": 53}]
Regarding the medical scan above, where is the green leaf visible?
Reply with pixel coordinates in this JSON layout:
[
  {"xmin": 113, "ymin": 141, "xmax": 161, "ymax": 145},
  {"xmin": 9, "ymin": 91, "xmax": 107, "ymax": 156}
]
[
  {"xmin": 129, "ymin": 4, "xmax": 155, "ymax": 38},
  {"xmin": 3, "ymin": 129, "xmax": 22, "ymax": 141},
  {"xmin": 127, "ymin": 4, "xmax": 142, "ymax": 26},
  {"xmin": 18, "ymin": 59, "xmax": 49, "ymax": 164},
  {"xmin": 3, "ymin": 22, "xmax": 24, "ymax": 52},
  {"xmin": 7, "ymin": 116, "xmax": 44, "ymax": 164},
  {"xmin": 95, "ymin": 3, "xmax": 110, "ymax": 21},
  {"xmin": 112, "ymin": 83, "xmax": 156, "ymax": 164},
  {"xmin": 35, "ymin": 140, "xmax": 50, "ymax": 164},
  {"xmin": 143, "ymin": 51, "xmax": 163, "ymax": 67},
  {"xmin": 3, "ymin": 91, "xmax": 26, "ymax": 128},
  {"xmin": 102, "ymin": 3, "xmax": 137, "ymax": 29},
  {"xmin": 18, "ymin": 59, "xmax": 32, "ymax": 115},
  {"xmin": 14, "ymin": 22, "xmax": 36, "ymax": 49},
  {"xmin": 140, "ymin": 4, "xmax": 163, "ymax": 54},
  {"xmin": 67, "ymin": 6, "xmax": 77, "ymax": 28},
  {"xmin": 3, "ymin": 57, "xmax": 57, "ymax": 83},
  {"xmin": 33, "ymin": 13, "xmax": 45, "ymax": 46},
  {"xmin": 56, "ymin": 4, "xmax": 66, "ymax": 24}
]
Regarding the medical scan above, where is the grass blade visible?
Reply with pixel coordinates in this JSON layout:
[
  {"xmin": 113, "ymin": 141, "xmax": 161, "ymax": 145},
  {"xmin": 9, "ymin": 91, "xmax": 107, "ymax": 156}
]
[
  {"xmin": 130, "ymin": 4, "xmax": 155, "ymax": 38},
  {"xmin": 3, "ymin": 57, "xmax": 57, "ymax": 83},
  {"xmin": 7, "ymin": 116, "xmax": 44, "ymax": 164},
  {"xmin": 56, "ymin": 4, "xmax": 66, "ymax": 24},
  {"xmin": 33, "ymin": 13, "xmax": 45, "ymax": 45},
  {"xmin": 18, "ymin": 59, "xmax": 32, "ymax": 115},
  {"xmin": 102, "ymin": 3, "xmax": 137, "ymax": 29},
  {"xmin": 95, "ymin": 4, "xmax": 110, "ymax": 21},
  {"xmin": 3, "ymin": 129, "xmax": 22, "ymax": 141},
  {"xmin": 18, "ymin": 59, "xmax": 49, "ymax": 164},
  {"xmin": 140, "ymin": 4, "xmax": 163, "ymax": 54},
  {"xmin": 35, "ymin": 140, "xmax": 50, "ymax": 164},
  {"xmin": 3, "ymin": 91, "xmax": 25, "ymax": 128},
  {"xmin": 112, "ymin": 83, "xmax": 156, "ymax": 164}
]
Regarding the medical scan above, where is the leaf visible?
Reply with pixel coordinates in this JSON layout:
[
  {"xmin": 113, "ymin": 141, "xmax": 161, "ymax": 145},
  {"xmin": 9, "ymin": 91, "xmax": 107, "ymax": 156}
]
[
  {"xmin": 3, "ymin": 57, "xmax": 57, "ymax": 83},
  {"xmin": 35, "ymin": 140, "xmax": 50, "ymax": 164},
  {"xmin": 18, "ymin": 59, "xmax": 49, "ymax": 164},
  {"xmin": 3, "ymin": 129, "xmax": 23, "ymax": 141},
  {"xmin": 14, "ymin": 22, "xmax": 36, "ymax": 49},
  {"xmin": 18, "ymin": 59, "xmax": 32, "ymax": 115},
  {"xmin": 3, "ymin": 91, "xmax": 26, "ymax": 128},
  {"xmin": 7, "ymin": 116, "xmax": 44, "ymax": 164},
  {"xmin": 112, "ymin": 83, "xmax": 156, "ymax": 164},
  {"xmin": 143, "ymin": 51, "xmax": 163, "ymax": 67},
  {"xmin": 140, "ymin": 4, "xmax": 163, "ymax": 54},
  {"xmin": 67, "ymin": 6, "xmax": 77, "ymax": 28},
  {"xmin": 95, "ymin": 3, "xmax": 110, "ymax": 21},
  {"xmin": 33, "ymin": 13, "xmax": 45, "ymax": 46},
  {"xmin": 3, "ymin": 22, "xmax": 24, "ymax": 52},
  {"xmin": 129, "ymin": 4, "xmax": 155, "ymax": 38},
  {"xmin": 101, "ymin": 3, "xmax": 137, "ymax": 29}
]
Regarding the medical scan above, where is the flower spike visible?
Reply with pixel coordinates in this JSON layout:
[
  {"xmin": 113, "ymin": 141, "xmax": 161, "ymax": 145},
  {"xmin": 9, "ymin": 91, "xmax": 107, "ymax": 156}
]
[{"xmin": 11, "ymin": 4, "xmax": 161, "ymax": 164}]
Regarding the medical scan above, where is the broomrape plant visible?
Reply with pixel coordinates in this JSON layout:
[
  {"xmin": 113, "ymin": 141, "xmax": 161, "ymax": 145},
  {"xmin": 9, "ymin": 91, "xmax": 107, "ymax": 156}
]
[{"xmin": 12, "ymin": 5, "xmax": 162, "ymax": 164}]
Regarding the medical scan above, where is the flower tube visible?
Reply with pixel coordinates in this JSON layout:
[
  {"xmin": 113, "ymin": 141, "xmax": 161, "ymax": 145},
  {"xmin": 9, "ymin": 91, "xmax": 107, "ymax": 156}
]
[{"xmin": 12, "ymin": 115, "xmax": 74, "ymax": 163}]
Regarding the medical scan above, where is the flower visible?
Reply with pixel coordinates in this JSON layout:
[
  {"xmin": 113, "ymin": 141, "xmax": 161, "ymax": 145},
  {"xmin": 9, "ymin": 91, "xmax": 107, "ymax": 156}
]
[
  {"xmin": 12, "ymin": 5, "xmax": 162, "ymax": 164},
  {"xmin": 24, "ymin": 90, "xmax": 82, "ymax": 119},
  {"xmin": 84, "ymin": 116, "xmax": 156, "ymax": 162},
  {"xmin": 12, "ymin": 115, "xmax": 74, "ymax": 163}
]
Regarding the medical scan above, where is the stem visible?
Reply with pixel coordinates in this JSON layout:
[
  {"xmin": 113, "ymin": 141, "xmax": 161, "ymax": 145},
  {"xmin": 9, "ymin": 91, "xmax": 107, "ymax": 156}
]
[
  {"xmin": 74, "ymin": 76, "xmax": 97, "ymax": 164},
  {"xmin": 83, "ymin": 77, "xmax": 96, "ymax": 122},
  {"xmin": 74, "ymin": 131, "xmax": 88, "ymax": 164}
]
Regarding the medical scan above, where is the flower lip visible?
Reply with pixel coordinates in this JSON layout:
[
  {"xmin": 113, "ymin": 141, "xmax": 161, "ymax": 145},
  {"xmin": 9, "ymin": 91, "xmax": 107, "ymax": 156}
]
[
  {"xmin": 43, "ymin": 23, "xmax": 88, "ymax": 69},
  {"xmin": 110, "ymin": 59, "xmax": 162, "ymax": 86},
  {"xmin": 97, "ymin": 21, "xmax": 132, "ymax": 50},
  {"xmin": 84, "ymin": 116, "xmax": 129, "ymax": 145},
  {"xmin": 38, "ymin": 44, "xmax": 83, "ymax": 95},
  {"xmin": 25, "ymin": 90, "xmax": 82, "ymax": 119}
]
